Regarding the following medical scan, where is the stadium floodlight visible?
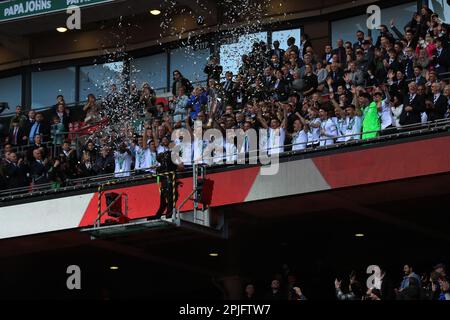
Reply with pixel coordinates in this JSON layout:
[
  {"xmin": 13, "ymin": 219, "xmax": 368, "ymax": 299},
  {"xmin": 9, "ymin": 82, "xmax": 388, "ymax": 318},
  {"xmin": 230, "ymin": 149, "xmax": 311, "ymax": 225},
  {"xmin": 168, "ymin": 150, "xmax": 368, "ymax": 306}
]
[{"xmin": 149, "ymin": 9, "xmax": 161, "ymax": 16}]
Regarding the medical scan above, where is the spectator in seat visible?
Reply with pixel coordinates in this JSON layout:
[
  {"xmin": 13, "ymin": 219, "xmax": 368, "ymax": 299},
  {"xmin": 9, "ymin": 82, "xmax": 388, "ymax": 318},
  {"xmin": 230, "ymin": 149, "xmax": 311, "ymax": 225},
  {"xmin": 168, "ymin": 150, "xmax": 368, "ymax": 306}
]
[
  {"xmin": 2, "ymin": 152, "xmax": 28, "ymax": 189},
  {"xmin": 51, "ymin": 116, "xmax": 65, "ymax": 147},
  {"xmin": 93, "ymin": 146, "xmax": 115, "ymax": 176},
  {"xmin": 433, "ymin": 37, "xmax": 450, "ymax": 75},
  {"xmin": 244, "ymin": 284, "xmax": 256, "ymax": 301},
  {"xmin": 83, "ymin": 94, "xmax": 102, "ymax": 124},
  {"xmin": 58, "ymin": 141, "xmax": 78, "ymax": 178},
  {"xmin": 7, "ymin": 119, "xmax": 27, "ymax": 147},
  {"xmin": 26, "ymin": 134, "xmax": 48, "ymax": 163},
  {"xmin": 24, "ymin": 109, "xmax": 36, "ymax": 137},
  {"xmin": 302, "ymin": 64, "xmax": 318, "ymax": 97},
  {"xmin": 53, "ymin": 102, "xmax": 70, "ymax": 131},
  {"xmin": 9, "ymin": 106, "xmax": 27, "ymax": 130},
  {"xmin": 399, "ymin": 264, "xmax": 422, "ymax": 293},
  {"xmin": 30, "ymin": 148, "xmax": 50, "ymax": 185},
  {"xmin": 269, "ymin": 40, "xmax": 285, "ymax": 64},
  {"xmin": 332, "ymin": 39, "xmax": 347, "ymax": 66},
  {"xmin": 203, "ymin": 56, "xmax": 223, "ymax": 83},
  {"xmin": 170, "ymin": 86, "xmax": 189, "ymax": 123},
  {"xmin": 365, "ymin": 288, "xmax": 382, "ymax": 300},
  {"xmin": 413, "ymin": 66, "xmax": 427, "ymax": 86},
  {"xmin": 353, "ymin": 30, "xmax": 365, "ymax": 50},
  {"xmin": 77, "ymin": 151, "xmax": 95, "ymax": 178},
  {"xmin": 431, "ymin": 82, "xmax": 447, "ymax": 120},
  {"xmin": 400, "ymin": 82, "xmax": 426, "ymax": 125},
  {"xmin": 265, "ymin": 279, "xmax": 283, "ymax": 300},
  {"xmin": 28, "ymin": 113, "xmax": 50, "ymax": 142},
  {"xmin": 287, "ymin": 37, "xmax": 299, "ymax": 57},
  {"xmin": 172, "ymin": 70, "xmax": 193, "ymax": 97}
]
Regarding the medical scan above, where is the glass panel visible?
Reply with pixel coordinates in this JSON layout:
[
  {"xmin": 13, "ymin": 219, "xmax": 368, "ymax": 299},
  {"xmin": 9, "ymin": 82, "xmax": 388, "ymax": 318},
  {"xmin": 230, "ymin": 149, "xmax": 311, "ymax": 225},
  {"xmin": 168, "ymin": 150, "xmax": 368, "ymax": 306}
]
[
  {"xmin": 32, "ymin": 67, "xmax": 76, "ymax": 109},
  {"xmin": 371, "ymin": 2, "xmax": 418, "ymax": 40},
  {"xmin": 130, "ymin": 53, "xmax": 167, "ymax": 94},
  {"xmin": 271, "ymin": 28, "xmax": 302, "ymax": 51},
  {"xmin": 170, "ymin": 46, "xmax": 210, "ymax": 86},
  {"xmin": 331, "ymin": 14, "xmax": 367, "ymax": 46},
  {"xmin": 220, "ymin": 31, "xmax": 268, "ymax": 76},
  {"xmin": 429, "ymin": 0, "xmax": 450, "ymax": 24},
  {"xmin": 0, "ymin": 75, "xmax": 21, "ymax": 115},
  {"xmin": 79, "ymin": 62, "xmax": 124, "ymax": 101}
]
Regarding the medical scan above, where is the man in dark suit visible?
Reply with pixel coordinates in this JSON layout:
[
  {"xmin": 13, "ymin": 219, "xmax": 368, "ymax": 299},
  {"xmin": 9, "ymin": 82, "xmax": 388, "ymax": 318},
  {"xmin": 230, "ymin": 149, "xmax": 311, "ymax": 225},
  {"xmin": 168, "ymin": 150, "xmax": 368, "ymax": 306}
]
[
  {"xmin": 28, "ymin": 113, "xmax": 50, "ymax": 142},
  {"xmin": 353, "ymin": 30, "xmax": 365, "ymax": 51},
  {"xmin": 361, "ymin": 39, "xmax": 375, "ymax": 66},
  {"xmin": 268, "ymin": 54, "xmax": 282, "ymax": 70},
  {"xmin": 413, "ymin": 66, "xmax": 427, "ymax": 86},
  {"xmin": 322, "ymin": 44, "xmax": 334, "ymax": 65},
  {"xmin": 262, "ymin": 66, "xmax": 275, "ymax": 88},
  {"xmin": 389, "ymin": 70, "xmax": 408, "ymax": 96},
  {"xmin": 7, "ymin": 119, "xmax": 27, "ymax": 146},
  {"xmin": 53, "ymin": 103, "xmax": 71, "ymax": 131},
  {"xmin": 332, "ymin": 39, "xmax": 347, "ymax": 65},
  {"xmin": 29, "ymin": 148, "xmax": 50, "ymax": 185},
  {"xmin": 402, "ymin": 46, "xmax": 415, "ymax": 81},
  {"xmin": 431, "ymin": 82, "xmax": 448, "ymax": 120},
  {"xmin": 433, "ymin": 37, "xmax": 450, "ymax": 76},
  {"xmin": 24, "ymin": 109, "xmax": 36, "ymax": 137},
  {"xmin": 400, "ymin": 82, "xmax": 426, "ymax": 125},
  {"xmin": 221, "ymin": 71, "xmax": 237, "ymax": 106},
  {"xmin": 2, "ymin": 152, "xmax": 28, "ymax": 189},
  {"xmin": 26, "ymin": 134, "xmax": 48, "ymax": 163},
  {"xmin": 268, "ymin": 40, "xmax": 285, "ymax": 64}
]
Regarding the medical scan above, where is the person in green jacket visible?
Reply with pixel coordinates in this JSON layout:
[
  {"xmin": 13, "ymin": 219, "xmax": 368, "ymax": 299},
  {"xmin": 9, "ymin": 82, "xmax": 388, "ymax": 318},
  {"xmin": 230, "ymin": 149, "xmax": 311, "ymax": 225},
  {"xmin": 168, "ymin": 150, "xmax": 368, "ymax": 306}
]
[{"xmin": 359, "ymin": 92, "xmax": 381, "ymax": 140}]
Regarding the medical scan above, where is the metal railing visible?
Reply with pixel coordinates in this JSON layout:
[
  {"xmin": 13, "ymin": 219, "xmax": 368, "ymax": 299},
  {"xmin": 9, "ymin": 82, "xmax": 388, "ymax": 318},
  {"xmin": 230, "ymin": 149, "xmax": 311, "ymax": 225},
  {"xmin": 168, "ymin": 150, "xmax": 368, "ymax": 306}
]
[{"xmin": 1, "ymin": 118, "xmax": 449, "ymax": 201}]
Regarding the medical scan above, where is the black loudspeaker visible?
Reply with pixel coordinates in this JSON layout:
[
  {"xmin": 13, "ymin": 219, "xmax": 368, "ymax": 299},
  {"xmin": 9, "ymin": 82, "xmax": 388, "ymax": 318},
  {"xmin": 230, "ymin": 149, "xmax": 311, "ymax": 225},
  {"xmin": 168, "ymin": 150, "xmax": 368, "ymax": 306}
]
[
  {"xmin": 105, "ymin": 192, "xmax": 122, "ymax": 218},
  {"xmin": 0, "ymin": 102, "xmax": 9, "ymax": 114}
]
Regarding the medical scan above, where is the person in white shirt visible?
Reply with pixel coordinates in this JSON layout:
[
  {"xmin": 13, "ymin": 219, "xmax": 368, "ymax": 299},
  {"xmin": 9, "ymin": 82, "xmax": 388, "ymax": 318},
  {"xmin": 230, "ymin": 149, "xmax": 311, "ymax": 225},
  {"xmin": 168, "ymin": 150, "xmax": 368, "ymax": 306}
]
[
  {"xmin": 390, "ymin": 93, "xmax": 404, "ymax": 128},
  {"xmin": 344, "ymin": 105, "xmax": 362, "ymax": 141},
  {"xmin": 307, "ymin": 108, "xmax": 321, "ymax": 147},
  {"xmin": 256, "ymin": 103, "xmax": 287, "ymax": 155},
  {"xmin": 374, "ymin": 88, "xmax": 394, "ymax": 136},
  {"xmin": 319, "ymin": 107, "xmax": 338, "ymax": 146},
  {"xmin": 291, "ymin": 118, "xmax": 308, "ymax": 151},
  {"xmin": 331, "ymin": 107, "xmax": 347, "ymax": 143},
  {"xmin": 114, "ymin": 143, "xmax": 133, "ymax": 178},
  {"xmin": 156, "ymin": 136, "xmax": 171, "ymax": 154},
  {"xmin": 296, "ymin": 107, "xmax": 321, "ymax": 147},
  {"xmin": 133, "ymin": 124, "xmax": 159, "ymax": 173}
]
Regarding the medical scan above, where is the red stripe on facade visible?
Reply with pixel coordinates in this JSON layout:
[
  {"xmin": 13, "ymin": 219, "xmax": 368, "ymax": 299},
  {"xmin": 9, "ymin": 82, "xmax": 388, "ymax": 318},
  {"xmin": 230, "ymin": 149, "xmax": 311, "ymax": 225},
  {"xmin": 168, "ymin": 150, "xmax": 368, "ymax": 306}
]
[
  {"xmin": 312, "ymin": 136, "xmax": 450, "ymax": 189},
  {"xmin": 78, "ymin": 167, "xmax": 260, "ymax": 227}
]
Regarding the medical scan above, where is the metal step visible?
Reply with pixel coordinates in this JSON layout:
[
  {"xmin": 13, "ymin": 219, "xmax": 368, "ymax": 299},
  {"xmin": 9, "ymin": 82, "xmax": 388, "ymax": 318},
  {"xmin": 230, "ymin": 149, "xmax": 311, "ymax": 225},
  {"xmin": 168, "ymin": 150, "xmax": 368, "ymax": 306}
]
[{"xmin": 80, "ymin": 217, "xmax": 178, "ymax": 239}]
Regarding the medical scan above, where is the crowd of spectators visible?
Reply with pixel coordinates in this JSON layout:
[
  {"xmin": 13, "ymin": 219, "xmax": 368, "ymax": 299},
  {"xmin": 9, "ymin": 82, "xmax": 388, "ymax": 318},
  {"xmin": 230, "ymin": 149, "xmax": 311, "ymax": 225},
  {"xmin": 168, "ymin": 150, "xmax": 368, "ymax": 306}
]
[
  {"xmin": 243, "ymin": 262, "xmax": 449, "ymax": 301},
  {"xmin": 1, "ymin": 4, "xmax": 450, "ymax": 192}
]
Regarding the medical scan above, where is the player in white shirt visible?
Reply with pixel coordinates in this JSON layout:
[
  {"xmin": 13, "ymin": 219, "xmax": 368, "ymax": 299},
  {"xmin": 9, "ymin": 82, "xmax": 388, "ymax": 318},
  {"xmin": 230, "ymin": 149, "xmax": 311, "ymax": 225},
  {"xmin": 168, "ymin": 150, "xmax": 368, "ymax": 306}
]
[
  {"xmin": 291, "ymin": 118, "xmax": 308, "ymax": 151},
  {"xmin": 331, "ymin": 107, "xmax": 347, "ymax": 143},
  {"xmin": 114, "ymin": 143, "xmax": 133, "ymax": 178},
  {"xmin": 344, "ymin": 105, "xmax": 362, "ymax": 141},
  {"xmin": 319, "ymin": 107, "xmax": 338, "ymax": 146},
  {"xmin": 256, "ymin": 103, "xmax": 287, "ymax": 155},
  {"xmin": 156, "ymin": 136, "xmax": 171, "ymax": 154}
]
